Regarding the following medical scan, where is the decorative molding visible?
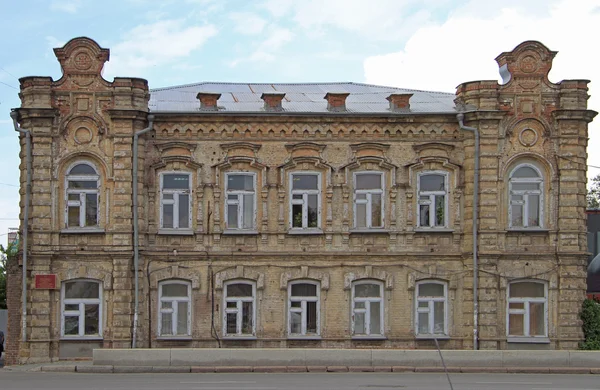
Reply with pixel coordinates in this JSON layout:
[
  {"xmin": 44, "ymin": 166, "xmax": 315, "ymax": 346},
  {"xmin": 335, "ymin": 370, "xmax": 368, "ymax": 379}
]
[
  {"xmin": 150, "ymin": 265, "xmax": 201, "ymax": 289},
  {"xmin": 343, "ymin": 266, "xmax": 394, "ymax": 290},
  {"xmin": 279, "ymin": 266, "xmax": 330, "ymax": 290},
  {"xmin": 214, "ymin": 265, "xmax": 265, "ymax": 290}
]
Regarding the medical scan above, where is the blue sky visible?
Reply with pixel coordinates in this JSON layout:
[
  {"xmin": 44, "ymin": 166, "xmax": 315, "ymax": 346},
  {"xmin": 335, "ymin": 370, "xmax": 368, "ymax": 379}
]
[{"xmin": 1, "ymin": 0, "xmax": 599, "ymax": 244}]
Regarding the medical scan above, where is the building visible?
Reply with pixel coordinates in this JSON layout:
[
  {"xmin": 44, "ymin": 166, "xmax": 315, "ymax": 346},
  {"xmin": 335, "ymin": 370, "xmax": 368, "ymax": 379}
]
[{"xmin": 5, "ymin": 37, "xmax": 596, "ymax": 364}]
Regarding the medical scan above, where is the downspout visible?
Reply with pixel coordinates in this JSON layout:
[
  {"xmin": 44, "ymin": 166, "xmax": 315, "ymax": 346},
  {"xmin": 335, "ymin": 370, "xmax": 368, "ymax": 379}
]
[
  {"xmin": 132, "ymin": 114, "xmax": 154, "ymax": 349},
  {"xmin": 457, "ymin": 113, "xmax": 480, "ymax": 351},
  {"xmin": 11, "ymin": 110, "xmax": 31, "ymax": 343}
]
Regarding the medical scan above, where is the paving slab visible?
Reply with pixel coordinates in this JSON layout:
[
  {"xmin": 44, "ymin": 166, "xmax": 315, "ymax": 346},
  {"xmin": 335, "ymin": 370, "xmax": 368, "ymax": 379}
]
[
  {"xmin": 94, "ymin": 349, "xmax": 171, "ymax": 367},
  {"xmin": 349, "ymin": 366, "xmax": 374, "ymax": 372},
  {"xmin": 306, "ymin": 365, "xmax": 327, "ymax": 372},
  {"xmin": 326, "ymin": 366, "xmax": 349, "ymax": 372},
  {"xmin": 286, "ymin": 366, "xmax": 308, "ymax": 372}
]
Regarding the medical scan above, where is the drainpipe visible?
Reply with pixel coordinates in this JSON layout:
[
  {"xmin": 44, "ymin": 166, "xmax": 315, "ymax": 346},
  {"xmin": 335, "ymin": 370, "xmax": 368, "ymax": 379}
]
[
  {"xmin": 11, "ymin": 110, "xmax": 31, "ymax": 343},
  {"xmin": 132, "ymin": 114, "xmax": 154, "ymax": 349},
  {"xmin": 457, "ymin": 112, "xmax": 480, "ymax": 351}
]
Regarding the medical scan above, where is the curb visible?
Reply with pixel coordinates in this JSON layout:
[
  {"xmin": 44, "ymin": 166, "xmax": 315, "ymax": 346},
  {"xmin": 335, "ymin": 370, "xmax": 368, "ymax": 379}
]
[{"xmin": 31, "ymin": 365, "xmax": 600, "ymax": 374}]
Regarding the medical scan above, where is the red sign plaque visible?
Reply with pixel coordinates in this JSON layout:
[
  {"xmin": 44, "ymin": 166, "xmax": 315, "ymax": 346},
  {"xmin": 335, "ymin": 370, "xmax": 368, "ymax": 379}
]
[{"xmin": 34, "ymin": 274, "xmax": 57, "ymax": 289}]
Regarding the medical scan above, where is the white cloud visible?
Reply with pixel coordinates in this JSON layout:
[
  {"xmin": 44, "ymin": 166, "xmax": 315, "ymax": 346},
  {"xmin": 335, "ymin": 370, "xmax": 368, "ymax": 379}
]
[
  {"xmin": 50, "ymin": 0, "xmax": 82, "ymax": 13},
  {"xmin": 229, "ymin": 25, "xmax": 294, "ymax": 67},
  {"xmin": 363, "ymin": 0, "xmax": 600, "ymax": 172},
  {"xmin": 104, "ymin": 19, "xmax": 217, "ymax": 77},
  {"xmin": 230, "ymin": 12, "xmax": 267, "ymax": 35}
]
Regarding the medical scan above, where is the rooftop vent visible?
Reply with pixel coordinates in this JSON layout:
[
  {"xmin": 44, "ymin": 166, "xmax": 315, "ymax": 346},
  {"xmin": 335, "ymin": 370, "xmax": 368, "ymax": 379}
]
[
  {"xmin": 324, "ymin": 92, "xmax": 350, "ymax": 112},
  {"xmin": 196, "ymin": 92, "xmax": 221, "ymax": 111},
  {"xmin": 261, "ymin": 92, "xmax": 286, "ymax": 112}
]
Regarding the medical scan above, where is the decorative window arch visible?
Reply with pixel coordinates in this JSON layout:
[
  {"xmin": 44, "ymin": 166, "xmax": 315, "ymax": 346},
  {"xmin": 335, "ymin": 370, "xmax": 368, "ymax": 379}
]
[
  {"xmin": 61, "ymin": 279, "xmax": 102, "ymax": 338},
  {"xmin": 508, "ymin": 163, "xmax": 544, "ymax": 229},
  {"xmin": 351, "ymin": 279, "xmax": 384, "ymax": 337},
  {"xmin": 507, "ymin": 279, "xmax": 548, "ymax": 338},
  {"xmin": 415, "ymin": 280, "xmax": 448, "ymax": 337},
  {"xmin": 223, "ymin": 280, "xmax": 257, "ymax": 337},
  {"xmin": 65, "ymin": 161, "xmax": 100, "ymax": 229},
  {"xmin": 158, "ymin": 280, "xmax": 192, "ymax": 337}
]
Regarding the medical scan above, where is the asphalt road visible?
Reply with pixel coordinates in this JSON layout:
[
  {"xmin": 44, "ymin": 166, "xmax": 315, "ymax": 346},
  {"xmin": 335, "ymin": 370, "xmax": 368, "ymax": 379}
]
[{"xmin": 1, "ymin": 372, "xmax": 600, "ymax": 390}]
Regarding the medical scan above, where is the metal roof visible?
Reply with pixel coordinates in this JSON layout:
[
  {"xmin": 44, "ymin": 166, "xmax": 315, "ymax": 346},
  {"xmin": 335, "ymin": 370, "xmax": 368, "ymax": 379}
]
[{"xmin": 149, "ymin": 82, "xmax": 457, "ymax": 114}]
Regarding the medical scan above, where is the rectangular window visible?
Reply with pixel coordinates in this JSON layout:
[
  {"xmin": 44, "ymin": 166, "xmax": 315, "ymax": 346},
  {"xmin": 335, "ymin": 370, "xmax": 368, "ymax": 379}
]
[
  {"xmin": 415, "ymin": 281, "xmax": 447, "ymax": 336},
  {"xmin": 290, "ymin": 173, "xmax": 321, "ymax": 230},
  {"xmin": 417, "ymin": 173, "xmax": 447, "ymax": 228},
  {"xmin": 225, "ymin": 173, "xmax": 256, "ymax": 230},
  {"xmin": 160, "ymin": 173, "xmax": 191, "ymax": 230},
  {"xmin": 158, "ymin": 281, "xmax": 191, "ymax": 337},
  {"xmin": 288, "ymin": 282, "xmax": 320, "ymax": 337},
  {"xmin": 352, "ymin": 282, "xmax": 384, "ymax": 337},
  {"xmin": 223, "ymin": 282, "xmax": 256, "ymax": 337},
  {"xmin": 354, "ymin": 172, "xmax": 384, "ymax": 229},
  {"xmin": 507, "ymin": 281, "xmax": 547, "ymax": 338},
  {"xmin": 61, "ymin": 280, "xmax": 102, "ymax": 338}
]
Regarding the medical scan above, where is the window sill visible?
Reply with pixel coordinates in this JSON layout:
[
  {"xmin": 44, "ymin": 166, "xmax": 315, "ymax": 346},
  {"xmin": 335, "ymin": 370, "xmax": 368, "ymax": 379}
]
[
  {"xmin": 287, "ymin": 335, "xmax": 322, "ymax": 340},
  {"xmin": 507, "ymin": 336, "xmax": 550, "ymax": 344},
  {"xmin": 222, "ymin": 336, "xmax": 257, "ymax": 341},
  {"xmin": 506, "ymin": 228, "xmax": 550, "ymax": 233},
  {"xmin": 156, "ymin": 336, "xmax": 192, "ymax": 341},
  {"xmin": 352, "ymin": 335, "xmax": 387, "ymax": 340},
  {"xmin": 413, "ymin": 228, "xmax": 454, "ymax": 233},
  {"xmin": 60, "ymin": 337, "xmax": 103, "ymax": 341},
  {"xmin": 287, "ymin": 229, "xmax": 324, "ymax": 235},
  {"xmin": 157, "ymin": 229, "xmax": 194, "ymax": 236},
  {"xmin": 222, "ymin": 230, "xmax": 259, "ymax": 235},
  {"xmin": 60, "ymin": 228, "xmax": 105, "ymax": 234},
  {"xmin": 349, "ymin": 229, "xmax": 389, "ymax": 234},
  {"xmin": 415, "ymin": 334, "xmax": 450, "ymax": 340}
]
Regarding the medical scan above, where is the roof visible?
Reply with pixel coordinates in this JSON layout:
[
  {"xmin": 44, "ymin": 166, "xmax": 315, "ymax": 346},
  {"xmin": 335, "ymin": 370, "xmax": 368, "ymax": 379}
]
[{"xmin": 149, "ymin": 82, "xmax": 457, "ymax": 114}]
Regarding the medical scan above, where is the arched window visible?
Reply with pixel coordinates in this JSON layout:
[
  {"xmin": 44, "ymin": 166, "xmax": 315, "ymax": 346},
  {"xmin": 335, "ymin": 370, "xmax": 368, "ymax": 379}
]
[
  {"xmin": 288, "ymin": 280, "xmax": 320, "ymax": 337},
  {"xmin": 61, "ymin": 279, "xmax": 102, "ymax": 338},
  {"xmin": 415, "ymin": 280, "xmax": 448, "ymax": 337},
  {"xmin": 507, "ymin": 280, "xmax": 547, "ymax": 338},
  {"xmin": 65, "ymin": 162, "xmax": 100, "ymax": 228},
  {"xmin": 509, "ymin": 164, "xmax": 543, "ymax": 228},
  {"xmin": 417, "ymin": 172, "xmax": 448, "ymax": 228},
  {"xmin": 351, "ymin": 280, "xmax": 384, "ymax": 337},
  {"xmin": 223, "ymin": 280, "xmax": 256, "ymax": 337},
  {"xmin": 158, "ymin": 280, "xmax": 192, "ymax": 337}
]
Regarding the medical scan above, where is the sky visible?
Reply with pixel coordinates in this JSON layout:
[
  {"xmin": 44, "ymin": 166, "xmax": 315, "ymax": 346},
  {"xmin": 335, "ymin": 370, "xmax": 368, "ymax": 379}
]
[{"xmin": 0, "ymin": 0, "xmax": 599, "ymax": 245}]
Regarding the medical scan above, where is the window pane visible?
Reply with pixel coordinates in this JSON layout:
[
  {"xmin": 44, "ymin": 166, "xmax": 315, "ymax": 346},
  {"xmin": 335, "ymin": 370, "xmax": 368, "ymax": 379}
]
[
  {"xmin": 65, "ymin": 281, "xmax": 99, "ymax": 299},
  {"xmin": 355, "ymin": 301, "xmax": 365, "ymax": 309},
  {"xmin": 70, "ymin": 164, "xmax": 96, "ymax": 175},
  {"xmin": 509, "ymin": 302, "xmax": 524, "ymax": 310},
  {"xmin": 292, "ymin": 204, "xmax": 303, "ymax": 228},
  {"xmin": 371, "ymin": 194, "xmax": 382, "ymax": 227},
  {"xmin": 418, "ymin": 301, "xmax": 428, "ymax": 309},
  {"xmin": 529, "ymin": 195, "xmax": 540, "ymax": 226},
  {"xmin": 418, "ymin": 312, "xmax": 429, "ymax": 334},
  {"xmin": 65, "ymin": 304, "xmax": 79, "ymax": 311},
  {"xmin": 161, "ymin": 313, "xmax": 173, "ymax": 335},
  {"xmin": 85, "ymin": 193, "xmax": 98, "ymax": 226},
  {"xmin": 419, "ymin": 204, "xmax": 430, "ymax": 227},
  {"xmin": 433, "ymin": 301, "xmax": 445, "ymax": 334},
  {"xmin": 178, "ymin": 194, "xmax": 189, "ymax": 228},
  {"xmin": 68, "ymin": 205, "xmax": 80, "ymax": 227},
  {"xmin": 227, "ymin": 283, "xmax": 253, "ymax": 297},
  {"xmin": 291, "ymin": 283, "xmax": 317, "ymax": 297},
  {"xmin": 228, "ymin": 174, "xmax": 253, "ymax": 191},
  {"xmin": 293, "ymin": 174, "xmax": 318, "ymax": 190},
  {"xmin": 355, "ymin": 283, "xmax": 381, "ymax": 298},
  {"xmin": 356, "ymin": 174, "xmax": 381, "ymax": 190},
  {"xmin": 242, "ymin": 194, "xmax": 254, "ymax": 229},
  {"xmin": 356, "ymin": 193, "xmax": 367, "ymax": 200},
  {"xmin": 162, "ymin": 283, "xmax": 188, "ymax": 297},
  {"xmin": 513, "ymin": 166, "xmax": 540, "ymax": 178},
  {"xmin": 370, "ymin": 301, "xmax": 381, "ymax": 335},
  {"xmin": 511, "ymin": 204, "xmax": 523, "ymax": 227},
  {"xmin": 64, "ymin": 316, "xmax": 79, "ymax": 335},
  {"xmin": 68, "ymin": 194, "xmax": 79, "ymax": 201},
  {"xmin": 307, "ymin": 195, "xmax": 318, "ymax": 228},
  {"xmin": 306, "ymin": 301, "xmax": 317, "ymax": 333},
  {"xmin": 435, "ymin": 195, "xmax": 445, "ymax": 226},
  {"xmin": 509, "ymin": 313, "xmax": 524, "ymax": 335},
  {"xmin": 227, "ymin": 204, "xmax": 238, "ymax": 228},
  {"xmin": 510, "ymin": 282, "xmax": 545, "ymax": 298},
  {"xmin": 84, "ymin": 304, "xmax": 99, "ymax": 336},
  {"xmin": 242, "ymin": 301, "xmax": 253, "ymax": 334},
  {"xmin": 530, "ymin": 302, "xmax": 545, "ymax": 336},
  {"xmin": 68, "ymin": 180, "xmax": 97, "ymax": 189},
  {"xmin": 512, "ymin": 182, "xmax": 540, "ymax": 191},
  {"xmin": 356, "ymin": 203, "xmax": 367, "ymax": 228},
  {"xmin": 227, "ymin": 312, "xmax": 237, "ymax": 334},
  {"xmin": 419, "ymin": 283, "xmax": 444, "ymax": 297},
  {"xmin": 163, "ymin": 174, "xmax": 189, "ymax": 190},
  {"xmin": 354, "ymin": 311, "xmax": 365, "ymax": 334},
  {"xmin": 163, "ymin": 204, "xmax": 174, "ymax": 228},
  {"xmin": 226, "ymin": 301, "xmax": 236, "ymax": 309},
  {"xmin": 290, "ymin": 311, "xmax": 301, "ymax": 334},
  {"xmin": 177, "ymin": 301, "xmax": 188, "ymax": 335},
  {"xmin": 420, "ymin": 174, "xmax": 445, "ymax": 192},
  {"xmin": 161, "ymin": 301, "xmax": 171, "ymax": 310},
  {"xmin": 291, "ymin": 301, "xmax": 301, "ymax": 308}
]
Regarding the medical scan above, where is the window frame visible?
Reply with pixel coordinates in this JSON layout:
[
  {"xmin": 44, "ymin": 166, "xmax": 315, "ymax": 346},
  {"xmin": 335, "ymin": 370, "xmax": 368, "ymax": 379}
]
[
  {"xmin": 222, "ymin": 280, "xmax": 257, "ymax": 338},
  {"xmin": 415, "ymin": 280, "xmax": 448, "ymax": 338},
  {"xmin": 508, "ymin": 163, "xmax": 544, "ymax": 229},
  {"xmin": 353, "ymin": 171, "xmax": 385, "ymax": 229},
  {"xmin": 60, "ymin": 279, "xmax": 103, "ymax": 339},
  {"xmin": 64, "ymin": 161, "xmax": 100, "ymax": 229},
  {"xmin": 158, "ymin": 280, "xmax": 192, "ymax": 338},
  {"xmin": 224, "ymin": 172, "xmax": 257, "ymax": 231},
  {"xmin": 351, "ymin": 280, "xmax": 385, "ymax": 338},
  {"xmin": 159, "ymin": 171, "xmax": 193, "ymax": 231},
  {"xmin": 287, "ymin": 280, "xmax": 321, "ymax": 338},
  {"xmin": 506, "ymin": 280, "xmax": 548, "ymax": 339},
  {"xmin": 289, "ymin": 171, "xmax": 322, "ymax": 231},
  {"xmin": 416, "ymin": 171, "xmax": 449, "ymax": 229}
]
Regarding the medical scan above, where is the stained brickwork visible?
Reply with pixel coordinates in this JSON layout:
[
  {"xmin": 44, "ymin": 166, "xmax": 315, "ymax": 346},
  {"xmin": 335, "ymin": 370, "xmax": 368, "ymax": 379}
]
[{"xmin": 6, "ymin": 38, "xmax": 597, "ymax": 363}]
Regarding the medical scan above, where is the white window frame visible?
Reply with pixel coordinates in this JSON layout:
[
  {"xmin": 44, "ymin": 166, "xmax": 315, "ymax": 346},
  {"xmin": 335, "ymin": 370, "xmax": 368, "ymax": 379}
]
[
  {"xmin": 61, "ymin": 279, "xmax": 102, "ymax": 339},
  {"xmin": 353, "ymin": 171, "xmax": 385, "ymax": 229},
  {"xmin": 223, "ymin": 280, "xmax": 257, "ymax": 338},
  {"xmin": 288, "ymin": 280, "xmax": 320, "ymax": 338},
  {"xmin": 507, "ymin": 280, "xmax": 548, "ymax": 339},
  {"xmin": 508, "ymin": 163, "xmax": 544, "ymax": 229},
  {"xmin": 415, "ymin": 280, "xmax": 448, "ymax": 337},
  {"xmin": 158, "ymin": 280, "xmax": 192, "ymax": 337},
  {"xmin": 351, "ymin": 280, "xmax": 384, "ymax": 337},
  {"xmin": 224, "ymin": 172, "xmax": 257, "ymax": 231},
  {"xmin": 159, "ymin": 172, "xmax": 192, "ymax": 230},
  {"xmin": 417, "ymin": 171, "xmax": 449, "ymax": 229},
  {"xmin": 289, "ymin": 171, "xmax": 322, "ymax": 230},
  {"xmin": 65, "ymin": 161, "xmax": 100, "ymax": 229}
]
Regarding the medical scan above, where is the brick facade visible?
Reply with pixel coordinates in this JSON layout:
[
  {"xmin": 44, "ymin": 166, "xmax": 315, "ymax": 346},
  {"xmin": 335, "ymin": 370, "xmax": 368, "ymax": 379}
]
[{"xmin": 7, "ymin": 37, "xmax": 597, "ymax": 363}]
